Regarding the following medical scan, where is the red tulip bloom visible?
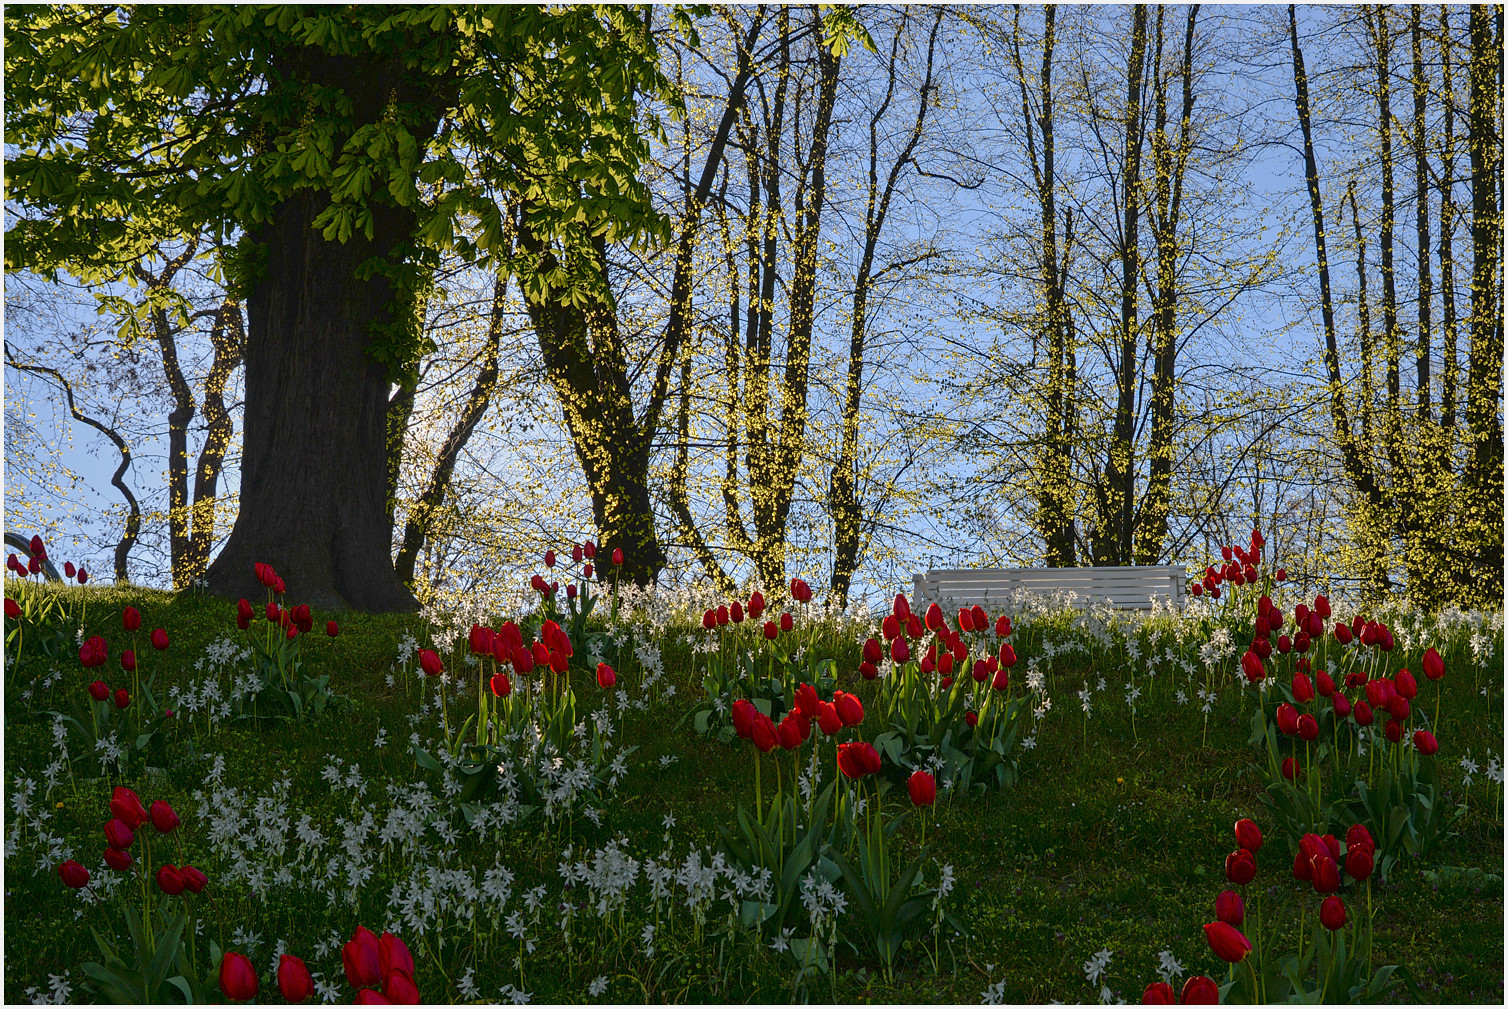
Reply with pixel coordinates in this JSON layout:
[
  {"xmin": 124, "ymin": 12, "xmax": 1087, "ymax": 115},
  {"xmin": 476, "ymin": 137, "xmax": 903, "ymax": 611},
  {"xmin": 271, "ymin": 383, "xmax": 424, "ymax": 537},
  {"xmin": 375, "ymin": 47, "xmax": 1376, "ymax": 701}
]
[
  {"xmin": 1345, "ymin": 845, "xmax": 1373, "ymax": 882},
  {"xmin": 572, "ymin": 544, "xmax": 584, "ymax": 564},
  {"xmin": 863, "ymin": 637, "xmax": 883, "ymax": 664},
  {"xmin": 1332, "ymin": 693, "xmax": 1352, "ymax": 717},
  {"xmin": 220, "ymin": 951, "xmax": 260, "ymax": 1002},
  {"xmin": 1384, "ymin": 718, "xmax": 1403, "ymax": 743},
  {"xmin": 890, "ymin": 636, "xmax": 910, "ymax": 663},
  {"xmin": 971, "ymin": 604, "xmax": 988, "ymax": 630},
  {"xmin": 906, "ymin": 614, "xmax": 924, "ymax": 639},
  {"xmin": 1203, "ymin": 921, "xmax": 1252, "ymax": 963},
  {"xmin": 105, "ymin": 818, "xmax": 135, "ymax": 850},
  {"xmin": 1297, "ymin": 713, "xmax": 1318, "ymax": 741},
  {"xmin": 924, "ymin": 602, "xmax": 945, "ymax": 632},
  {"xmin": 1281, "ymin": 757, "xmax": 1298, "ymax": 780},
  {"xmin": 1387, "ymin": 695, "xmax": 1410, "ymax": 720},
  {"xmin": 1315, "ymin": 671, "xmax": 1336, "ymax": 697},
  {"xmin": 118, "ymin": 649, "xmax": 137, "ymax": 673},
  {"xmin": 254, "ymin": 562, "xmax": 277, "ymax": 588},
  {"xmin": 965, "ymin": 710, "xmax": 978, "ymax": 728},
  {"xmin": 1234, "ymin": 818, "xmax": 1262, "ymax": 853},
  {"xmin": 64, "ymin": 561, "xmax": 76, "ymax": 578},
  {"xmin": 150, "ymin": 800, "xmax": 180, "ymax": 834},
  {"xmin": 58, "ymin": 860, "xmax": 90, "ymax": 889},
  {"xmin": 611, "ymin": 548, "xmax": 624, "ymax": 566},
  {"xmin": 279, "ymin": 954, "xmax": 315, "ymax": 1003},
  {"xmin": 489, "ymin": 672, "xmax": 512, "ymax": 697},
  {"xmin": 80, "ymin": 635, "xmax": 108, "ymax": 668},
  {"xmin": 732, "ymin": 699, "xmax": 756, "ymax": 740},
  {"xmin": 716, "ymin": 605, "xmax": 730, "ymax": 626},
  {"xmin": 384, "ymin": 970, "xmax": 419, "ymax": 1005},
  {"xmin": 1395, "ymin": 668, "xmax": 1417, "ymax": 700},
  {"xmin": 763, "ymin": 620, "xmax": 778, "ymax": 641},
  {"xmin": 1240, "ymin": 650, "xmax": 1264, "ymax": 682},
  {"xmin": 378, "ymin": 932, "xmax": 415, "ymax": 979},
  {"xmin": 1215, "ymin": 888, "xmax": 1244, "ymax": 927},
  {"xmin": 1181, "ymin": 975, "xmax": 1220, "ymax": 1004},
  {"xmin": 469, "ymin": 624, "xmax": 495, "ymax": 655},
  {"xmin": 777, "ymin": 714, "xmax": 806, "ymax": 750},
  {"xmin": 266, "ymin": 602, "xmax": 281, "ymax": 624},
  {"xmin": 236, "ymin": 598, "xmax": 253, "ymax": 629},
  {"xmin": 702, "ymin": 609, "xmax": 716, "ymax": 630},
  {"xmin": 327, "ymin": 621, "xmax": 339, "ymax": 637},
  {"xmin": 1225, "ymin": 848, "xmax": 1256, "ymax": 886},
  {"xmin": 544, "ymin": 549, "xmax": 556, "ymax": 568},
  {"xmin": 730, "ymin": 601, "xmax": 744, "ymax": 623},
  {"xmin": 790, "ymin": 578, "xmax": 813, "ymax": 603},
  {"xmin": 1413, "ymin": 729, "xmax": 1439, "ymax": 756},
  {"xmin": 181, "ymin": 865, "xmax": 208, "ymax": 894},
  {"xmin": 88, "ymin": 680, "xmax": 110, "ymax": 702},
  {"xmin": 156, "ymin": 864, "xmax": 186, "ymax": 895},
  {"xmin": 836, "ymin": 741, "xmax": 881, "ymax": 778},
  {"xmin": 104, "ymin": 847, "xmax": 132, "ymax": 872},
  {"xmin": 748, "ymin": 591, "xmax": 766, "ymax": 618},
  {"xmin": 1275, "ymin": 703, "xmax": 1299, "ymax": 736},
  {"xmin": 418, "ymin": 649, "xmax": 443, "ymax": 677},
  {"xmin": 1292, "ymin": 673, "xmax": 1313, "ymax": 703},
  {"xmin": 1142, "ymin": 980, "xmax": 1175, "ymax": 1004},
  {"xmin": 995, "ymin": 614, "xmax": 1012, "ymax": 637},
  {"xmin": 892, "ymin": 593, "xmax": 911, "ymax": 620},
  {"xmin": 779, "ymin": 612, "xmax": 793, "ymax": 633},
  {"xmin": 1422, "ymin": 646, "xmax": 1444, "ymax": 681},
  {"xmin": 1310, "ymin": 854, "xmax": 1340, "ymax": 893},
  {"xmin": 817, "ymin": 701, "xmax": 842, "ymax": 736},
  {"xmin": 110, "ymin": 787, "xmax": 148, "ymax": 828},
  {"xmin": 881, "ymin": 614, "xmax": 901, "ymax": 640},
  {"xmin": 794, "ymin": 682, "xmax": 820, "ymax": 721},
  {"xmin": 121, "ymin": 605, "xmax": 142, "ymax": 632},
  {"xmin": 834, "ymin": 691, "xmax": 864, "ymax": 727},
  {"xmin": 750, "ymin": 714, "xmax": 779, "ymax": 753},
  {"xmin": 957, "ymin": 607, "xmax": 974, "ymax": 632},
  {"xmin": 1333, "ymin": 622, "xmax": 1352, "ymax": 645},
  {"xmin": 1352, "ymin": 700, "xmax": 1374, "ymax": 726},
  {"xmin": 3, "ymin": 597, "xmax": 19, "ymax": 620},
  {"xmin": 992, "ymin": 667, "xmax": 1010, "ymax": 692},
  {"xmin": 343, "ymin": 927, "xmax": 383, "ymax": 989},
  {"xmin": 355, "ymin": 991, "xmax": 392, "ymax": 1005},
  {"xmin": 1320, "ymin": 895, "xmax": 1346, "ymax": 931},
  {"xmin": 908, "ymin": 770, "xmax": 936, "ymax": 807},
  {"xmin": 596, "ymin": 663, "xmax": 616, "ymax": 689},
  {"xmin": 583, "ymin": 540, "xmax": 597, "ymax": 560}
]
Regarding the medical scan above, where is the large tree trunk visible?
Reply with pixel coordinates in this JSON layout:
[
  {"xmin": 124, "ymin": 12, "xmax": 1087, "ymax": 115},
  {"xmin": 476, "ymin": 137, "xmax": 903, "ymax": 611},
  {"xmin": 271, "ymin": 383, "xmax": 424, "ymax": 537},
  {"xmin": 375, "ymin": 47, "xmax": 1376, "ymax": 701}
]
[{"xmin": 205, "ymin": 186, "xmax": 421, "ymax": 611}]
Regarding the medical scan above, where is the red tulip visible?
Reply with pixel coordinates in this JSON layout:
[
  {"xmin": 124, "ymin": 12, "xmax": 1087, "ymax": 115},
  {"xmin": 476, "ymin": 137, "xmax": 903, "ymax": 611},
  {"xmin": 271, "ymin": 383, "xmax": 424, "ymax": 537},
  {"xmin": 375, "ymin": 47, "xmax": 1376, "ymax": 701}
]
[
  {"xmin": 995, "ymin": 614, "xmax": 1012, "ymax": 637},
  {"xmin": 906, "ymin": 614, "xmax": 924, "ymax": 639},
  {"xmin": 1413, "ymin": 729, "xmax": 1438, "ymax": 756},
  {"xmin": 1142, "ymin": 980, "xmax": 1175, "ymax": 1004},
  {"xmin": 327, "ymin": 621, "xmax": 339, "ymax": 637},
  {"xmin": 731, "ymin": 699, "xmax": 756, "ymax": 740},
  {"xmin": 58, "ymin": 860, "xmax": 90, "ymax": 889},
  {"xmin": 716, "ymin": 605, "xmax": 730, "ymax": 626},
  {"xmin": 121, "ymin": 605, "xmax": 142, "ymax": 632},
  {"xmin": 748, "ymin": 591, "xmax": 765, "ymax": 618},
  {"xmin": 490, "ymin": 672, "xmax": 512, "ymax": 697},
  {"xmin": 1310, "ymin": 854, "xmax": 1340, "ymax": 893},
  {"xmin": 790, "ymin": 578, "xmax": 813, "ymax": 603},
  {"xmin": 572, "ymin": 544, "xmax": 584, "ymax": 564},
  {"xmin": 777, "ymin": 714, "xmax": 805, "ymax": 750},
  {"xmin": 1191, "ymin": 583, "xmax": 1204, "ymax": 597},
  {"xmin": 1345, "ymin": 845, "xmax": 1373, "ymax": 882},
  {"xmin": 833, "ymin": 691, "xmax": 864, "ymax": 727},
  {"xmin": 583, "ymin": 540, "xmax": 597, "ymax": 560},
  {"xmin": 150, "ymin": 800, "xmax": 180, "ymax": 834},
  {"xmin": 88, "ymin": 680, "xmax": 110, "ymax": 702},
  {"xmin": 1332, "ymin": 693, "xmax": 1352, "ymax": 717},
  {"xmin": 1234, "ymin": 818, "xmax": 1262, "ymax": 853},
  {"xmin": 1334, "ymin": 622, "xmax": 1352, "ymax": 645},
  {"xmin": 1225, "ymin": 848, "xmax": 1256, "ymax": 886},
  {"xmin": 343, "ymin": 926, "xmax": 383, "ymax": 989},
  {"xmin": 254, "ymin": 562, "xmax": 277, "ymax": 588},
  {"xmin": 355, "ymin": 991, "xmax": 392, "ymax": 1005},
  {"xmin": 957, "ymin": 607, "xmax": 974, "ymax": 632},
  {"xmin": 418, "ymin": 649, "xmax": 443, "ymax": 677},
  {"xmin": 763, "ymin": 620, "xmax": 778, "ymax": 641},
  {"xmin": 512, "ymin": 647, "xmax": 534, "ymax": 674},
  {"xmin": 104, "ymin": 817, "xmax": 135, "ymax": 850},
  {"xmin": 998, "ymin": 641, "xmax": 1017, "ymax": 668},
  {"xmin": 1387, "ymin": 695, "xmax": 1410, "ymax": 720},
  {"xmin": 544, "ymin": 549, "xmax": 556, "ymax": 568},
  {"xmin": 793, "ymin": 682, "xmax": 819, "ymax": 721},
  {"xmin": 750, "ymin": 714, "xmax": 780, "ymax": 753},
  {"xmin": 890, "ymin": 636, "xmax": 909, "ymax": 663},
  {"xmin": 378, "ymin": 932, "xmax": 415, "ymax": 979},
  {"xmin": 971, "ymin": 604, "xmax": 988, "ymax": 631},
  {"xmin": 1181, "ymin": 975, "xmax": 1220, "ymax": 1004},
  {"xmin": 992, "ymin": 666, "xmax": 1010, "ymax": 692},
  {"xmin": 1353, "ymin": 700, "xmax": 1374, "ymax": 726},
  {"xmin": 1240, "ymin": 650, "xmax": 1264, "ymax": 682},
  {"xmin": 181, "ymin": 864, "xmax": 207, "ymax": 894},
  {"xmin": 583, "ymin": 563, "xmax": 593, "ymax": 579},
  {"xmin": 384, "ymin": 970, "xmax": 419, "ymax": 1005},
  {"xmin": 266, "ymin": 602, "xmax": 281, "ymax": 624},
  {"xmin": 64, "ymin": 561, "xmax": 77, "ymax": 579},
  {"xmin": 965, "ymin": 710, "xmax": 978, "ymax": 728},
  {"xmin": 1395, "ymin": 668, "xmax": 1417, "ymax": 700},
  {"xmin": 1319, "ymin": 895, "xmax": 1345, "ymax": 931},
  {"xmin": 817, "ymin": 701, "xmax": 842, "ymax": 736},
  {"xmin": 612, "ymin": 548, "xmax": 624, "ymax": 566},
  {"xmin": 220, "ymin": 951, "xmax": 259, "ymax": 1001},
  {"xmin": 1282, "ymin": 757, "xmax": 1298, "ymax": 780},
  {"xmin": 530, "ymin": 574, "xmax": 550, "ymax": 594},
  {"xmin": 596, "ymin": 663, "xmax": 616, "ymax": 689},
  {"xmin": 1316, "ymin": 671, "xmax": 1336, "ymax": 697},
  {"xmin": 1215, "ymin": 888, "xmax": 1245, "ymax": 926},
  {"xmin": 1276, "ymin": 702, "xmax": 1299, "ymax": 736},
  {"xmin": 1203, "ymin": 921, "xmax": 1252, "ymax": 962},
  {"xmin": 730, "ymin": 601, "xmax": 744, "ymax": 623},
  {"xmin": 27, "ymin": 555, "xmax": 41, "ymax": 574},
  {"xmin": 863, "ymin": 637, "xmax": 883, "ymax": 664},
  {"xmin": 1422, "ymin": 646, "xmax": 1444, "ymax": 681},
  {"xmin": 924, "ymin": 602, "xmax": 945, "ymax": 632},
  {"xmin": 893, "ymin": 593, "xmax": 912, "ymax": 620},
  {"xmin": 836, "ymin": 741, "xmax": 881, "ymax": 778},
  {"xmin": 3, "ymin": 597, "xmax": 19, "ymax": 620},
  {"xmin": 79, "ymin": 635, "xmax": 108, "ymax": 668},
  {"xmin": 110, "ymin": 787, "xmax": 148, "ymax": 828},
  {"xmin": 907, "ymin": 770, "xmax": 936, "ymax": 807},
  {"xmin": 1297, "ymin": 713, "xmax": 1318, "ymax": 741},
  {"xmin": 156, "ymin": 864, "xmax": 186, "ymax": 895},
  {"xmin": 881, "ymin": 614, "xmax": 901, "ymax": 640},
  {"xmin": 278, "ymin": 954, "xmax": 314, "ymax": 1003},
  {"xmin": 1292, "ymin": 673, "xmax": 1313, "ymax": 703},
  {"xmin": 469, "ymin": 624, "xmax": 494, "ymax": 655},
  {"xmin": 1384, "ymin": 718, "xmax": 1403, "ymax": 743},
  {"xmin": 779, "ymin": 612, "xmax": 793, "ymax": 633},
  {"xmin": 702, "ymin": 609, "xmax": 716, "ymax": 630}
]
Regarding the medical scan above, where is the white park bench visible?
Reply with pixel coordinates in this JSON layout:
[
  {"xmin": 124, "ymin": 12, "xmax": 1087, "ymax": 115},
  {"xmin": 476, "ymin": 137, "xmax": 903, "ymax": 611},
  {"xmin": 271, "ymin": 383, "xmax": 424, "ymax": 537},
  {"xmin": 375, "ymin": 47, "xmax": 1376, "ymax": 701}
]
[{"xmin": 912, "ymin": 565, "xmax": 1187, "ymax": 613}]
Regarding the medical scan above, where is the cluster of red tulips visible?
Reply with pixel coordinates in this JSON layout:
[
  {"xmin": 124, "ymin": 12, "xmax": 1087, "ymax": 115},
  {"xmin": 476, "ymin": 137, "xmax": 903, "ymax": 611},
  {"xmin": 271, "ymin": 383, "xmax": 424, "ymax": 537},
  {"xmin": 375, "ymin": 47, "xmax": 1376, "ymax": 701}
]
[
  {"xmin": 217, "ymin": 926, "xmax": 420, "ymax": 1004},
  {"xmin": 700, "ymin": 587, "xmax": 772, "ymax": 632},
  {"xmin": 870, "ymin": 594, "xmax": 1016, "ymax": 686},
  {"xmin": 529, "ymin": 540, "xmax": 622, "ymax": 599},
  {"xmin": 6, "ymin": 534, "xmax": 89, "ymax": 583},
  {"xmin": 56, "ymin": 787, "xmax": 204, "ymax": 897},
  {"xmin": 1189, "ymin": 529, "xmax": 1271, "ymax": 599},
  {"xmin": 1239, "ymin": 593, "xmax": 1408, "ymax": 687},
  {"xmin": 447, "ymin": 615, "xmax": 596, "ymax": 696},
  {"xmin": 76, "ymin": 605, "xmax": 175, "ymax": 716},
  {"xmin": 234, "ymin": 563, "xmax": 338, "ymax": 640},
  {"xmin": 732, "ymin": 681, "xmax": 866, "ymax": 755}
]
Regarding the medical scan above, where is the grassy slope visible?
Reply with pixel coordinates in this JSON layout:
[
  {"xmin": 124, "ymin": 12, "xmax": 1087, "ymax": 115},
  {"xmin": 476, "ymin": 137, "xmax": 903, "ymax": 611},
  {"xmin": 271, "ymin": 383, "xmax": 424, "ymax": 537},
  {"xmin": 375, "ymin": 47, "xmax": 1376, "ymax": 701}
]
[{"xmin": 4, "ymin": 583, "xmax": 1502, "ymax": 1004}]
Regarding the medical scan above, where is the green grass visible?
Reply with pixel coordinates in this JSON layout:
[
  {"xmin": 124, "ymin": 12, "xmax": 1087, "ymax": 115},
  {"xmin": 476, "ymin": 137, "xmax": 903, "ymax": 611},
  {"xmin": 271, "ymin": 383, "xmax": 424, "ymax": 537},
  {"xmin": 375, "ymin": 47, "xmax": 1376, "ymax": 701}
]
[{"xmin": 4, "ymin": 583, "xmax": 1502, "ymax": 1004}]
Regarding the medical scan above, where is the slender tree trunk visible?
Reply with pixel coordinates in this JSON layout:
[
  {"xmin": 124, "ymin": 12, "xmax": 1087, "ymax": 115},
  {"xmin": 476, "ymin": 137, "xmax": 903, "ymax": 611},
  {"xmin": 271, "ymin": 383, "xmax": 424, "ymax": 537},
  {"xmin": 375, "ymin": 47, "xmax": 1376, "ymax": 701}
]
[
  {"xmin": 1411, "ymin": 5, "xmax": 1432, "ymax": 418},
  {"xmin": 186, "ymin": 301, "xmax": 244, "ymax": 581},
  {"xmin": 1095, "ymin": 4, "xmax": 1148, "ymax": 566},
  {"xmin": 393, "ymin": 276, "xmax": 509, "ymax": 587},
  {"xmin": 1346, "ymin": 182, "xmax": 1377, "ymax": 448},
  {"xmin": 1438, "ymin": 6, "xmax": 1459, "ymax": 433}
]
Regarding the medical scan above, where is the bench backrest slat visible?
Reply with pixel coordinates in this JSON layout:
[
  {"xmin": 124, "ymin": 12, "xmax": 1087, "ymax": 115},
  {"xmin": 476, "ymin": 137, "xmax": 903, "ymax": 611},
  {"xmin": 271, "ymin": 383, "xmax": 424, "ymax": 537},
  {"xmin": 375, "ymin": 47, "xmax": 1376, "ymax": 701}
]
[{"xmin": 912, "ymin": 566, "xmax": 1186, "ymax": 612}]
